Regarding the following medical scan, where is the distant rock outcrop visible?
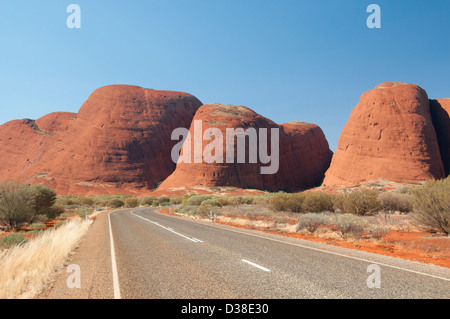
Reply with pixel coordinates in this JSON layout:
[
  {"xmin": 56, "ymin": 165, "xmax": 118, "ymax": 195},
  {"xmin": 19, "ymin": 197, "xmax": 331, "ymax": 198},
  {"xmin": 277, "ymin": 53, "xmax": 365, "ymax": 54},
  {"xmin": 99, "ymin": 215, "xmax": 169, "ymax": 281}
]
[
  {"xmin": 159, "ymin": 103, "xmax": 333, "ymax": 191},
  {"xmin": 323, "ymin": 82, "xmax": 445, "ymax": 187},
  {"xmin": 0, "ymin": 85, "xmax": 202, "ymax": 195}
]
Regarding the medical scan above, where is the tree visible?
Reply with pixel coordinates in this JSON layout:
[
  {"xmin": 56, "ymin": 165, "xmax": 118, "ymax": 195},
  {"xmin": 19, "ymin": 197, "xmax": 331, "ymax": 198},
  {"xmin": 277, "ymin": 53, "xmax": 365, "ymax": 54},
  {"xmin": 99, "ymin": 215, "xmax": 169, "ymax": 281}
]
[
  {"xmin": 29, "ymin": 184, "xmax": 57, "ymax": 223},
  {"xmin": 0, "ymin": 182, "xmax": 34, "ymax": 230}
]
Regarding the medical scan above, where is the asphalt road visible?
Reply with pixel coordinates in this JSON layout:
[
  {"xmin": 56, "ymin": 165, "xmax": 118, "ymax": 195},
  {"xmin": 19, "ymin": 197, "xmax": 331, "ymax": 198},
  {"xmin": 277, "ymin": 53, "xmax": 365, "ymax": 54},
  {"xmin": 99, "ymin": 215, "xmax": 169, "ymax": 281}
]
[{"xmin": 39, "ymin": 207, "xmax": 450, "ymax": 299}]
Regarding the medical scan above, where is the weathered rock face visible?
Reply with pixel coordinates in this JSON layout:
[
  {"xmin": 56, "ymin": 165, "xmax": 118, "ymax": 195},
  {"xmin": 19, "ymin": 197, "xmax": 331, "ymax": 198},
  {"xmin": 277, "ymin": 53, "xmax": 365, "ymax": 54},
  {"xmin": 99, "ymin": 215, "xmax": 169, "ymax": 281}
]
[
  {"xmin": 159, "ymin": 103, "xmax": 333, "ymax": 191},
  {"xmin": 0, "ymin": 85, "xmax": 202, "ymax": 195},
  {"xmin": 430, "ymin": 99, "xmax": 450, "ymax": 176},
  {"xmin": 323, "ymin": 82, "xmax": 445, "ymax": 187},
  {"xmin": 35, "ymin": 112, "xmax": 77, "ymax": 134}
]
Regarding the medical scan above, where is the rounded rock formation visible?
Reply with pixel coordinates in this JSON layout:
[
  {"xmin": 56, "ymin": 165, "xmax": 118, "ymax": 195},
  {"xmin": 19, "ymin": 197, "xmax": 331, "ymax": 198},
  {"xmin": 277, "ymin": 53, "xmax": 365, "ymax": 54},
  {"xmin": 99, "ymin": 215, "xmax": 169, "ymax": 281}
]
[
  {"xmin": 323, "ymin": 82, "xmax": 445, "ymax": 187},
  {"xmin": 159, "ymin": 103, "xmax": 333, "ymax": 191},
  {"xmin": 0, "ymin": 85, "xmax": 203, "ymax": 195}
]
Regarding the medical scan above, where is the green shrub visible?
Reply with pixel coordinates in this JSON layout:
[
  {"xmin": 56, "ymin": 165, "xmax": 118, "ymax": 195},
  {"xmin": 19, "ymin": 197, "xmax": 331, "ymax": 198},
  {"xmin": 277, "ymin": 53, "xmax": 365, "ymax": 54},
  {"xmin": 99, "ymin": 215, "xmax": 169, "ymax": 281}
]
[
  {"xmin": 235, "ymin": 195, "xmax": 255, "ymax": 205},
  {"xmin": 302, "ymin": 192, "xmax": 333, "ymax": 213},
  {"xmin": 28, "ymin": 222, "xmax": 46, "ymax": 230},
  {"xmin": 284, "ymin": 193, "xmax": 306, "ymax": 213},
  {"xmin": 170, "ymin": 196, "xmax": 183, "ymax": 205},
  {"xmin": 331, "ymin": 193, "xmax": 347, "ymax": 212},
  {"xmin": 216, "ymin": 197, "xmax": 234, "ymax": 206},
  {"xmin": 378, "ymin": 192, "xmax": 413, "ymax": 213},
  {"xmin": 157, "ymin": 196, "xmax": 170, "ymax": 205},
  {"xmin": 46, "ymin": 204, "xmax": 65, "ymax": 219},
  {"xmin": 0, "ymin": 233, "xmax": 29, "ymax": 248},
  {"xmin": 54, "ymin": 220, "xmax": 67, "ymax": 228},
  {"xmin": 267, "ymin": 193, "xmax": 291, "ymax": 211},
  {"xmin": 140, "ymin": 196, "xmax": 157, "ymax": 206},
  {"xmin": 0, "ymin": 183, "xmax": 34, "ymax": 230},
  {"xmin": 410, "ymin": 177, "xmax": 450, "ymax": 235},
  {"xmin": 109, "ymin": 198, "xmax": 124, "ymax": 209},
  {"xmin": 186, "ymin": 195, "xmax": 212, "ymax": 206},
  {"xmin": 343, "ymin": 189, "xmax": 381, "ymax": 216},
  {"xmin": 196, "ymin": 205, "xmax": 212, "ymax": 218},
  {"xmin": 298, "ymin": 213, "xmax": 330, "ymax": 233},
  {"xmin": 200, "ymin": 199, "xmax": 222, "ymax": 207},
  {"xmin": 367, "ymin": 225, "xmax": 390, "ymax": 239},
  {"xmin": 27, "ymin": 230, "xmax": 45, "ymax": 238},
  {"xmin": 79, "ymin": 197, "xmax": 94, "ymax": 207},
  {"xmin": 124, "ymin": 197, "xmax": 139, "ymax": 208},
  {"xmin": 331, "ymin": 214, "xmax": 368, "ymax": 239}
]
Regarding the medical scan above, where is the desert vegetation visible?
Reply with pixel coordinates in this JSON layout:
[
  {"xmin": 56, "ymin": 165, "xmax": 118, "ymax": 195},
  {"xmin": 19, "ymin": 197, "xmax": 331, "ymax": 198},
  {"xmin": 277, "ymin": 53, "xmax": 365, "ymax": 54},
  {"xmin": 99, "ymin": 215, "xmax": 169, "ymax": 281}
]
[
  {"xmin": 1, "ymin": 176, "xmax": 448, "ymax": 298},
  {"xmin": 0, "ymin": 217, "xmax": 91, "ymax": 298},
  {"xmin": 171, "ymin": 176, "xmax": 450, "ymax": 243}
]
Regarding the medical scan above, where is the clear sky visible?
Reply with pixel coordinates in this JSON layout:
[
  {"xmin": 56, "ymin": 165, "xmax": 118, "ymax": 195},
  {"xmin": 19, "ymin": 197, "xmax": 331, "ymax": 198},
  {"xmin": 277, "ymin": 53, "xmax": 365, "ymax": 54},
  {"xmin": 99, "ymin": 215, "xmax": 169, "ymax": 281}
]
[{"xmin": 1, "ymin": 0, "xmax": 449, "ymax": 151}]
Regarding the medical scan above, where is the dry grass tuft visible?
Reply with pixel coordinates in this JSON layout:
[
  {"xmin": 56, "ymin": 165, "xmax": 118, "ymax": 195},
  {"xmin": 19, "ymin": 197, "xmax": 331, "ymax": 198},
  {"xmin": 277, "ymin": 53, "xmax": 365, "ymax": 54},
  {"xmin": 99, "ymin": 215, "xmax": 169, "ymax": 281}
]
[{"xmin": 0, "ymin": 217, "xmax": 92, "ymax": 299}]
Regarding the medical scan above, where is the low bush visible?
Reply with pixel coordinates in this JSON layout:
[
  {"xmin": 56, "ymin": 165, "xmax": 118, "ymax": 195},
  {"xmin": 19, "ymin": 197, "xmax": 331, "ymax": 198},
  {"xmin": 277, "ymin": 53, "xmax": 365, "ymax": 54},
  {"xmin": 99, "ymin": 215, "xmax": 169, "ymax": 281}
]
[
  {"xmin": 28, "ymin": 223, "xmax": 46, "ymax": 231},
  {"xmin": 27, "ymin": 230, "xmax": 45, "ymax": 239},
  {"xmin": 285, "ymin": 193, "xmax": 306, "ymax": 213},
  {"xmin": 367, "ymin": 225, "xmax": 390, "ymax": 239},
  {"xmin": 378, "ymin": 192, "xmax": 413, "ymax": 213},
  {"xmin": 186, "ymin": 195, "xmax": 212, "ymax": 206},
  {"xmin": 200, "ymin": 199, "xmax": 222, "ymax": 207},
  {"xmin": 268, "ymin": 193, "xmax": 306, "ymax": 212},
  {"xmin": 157, "ymin": 196, "xmax": 170, "ymax": 205},
  {"xmin": 235, "ymin": 196, "xmax": 255, "ymax": 205},
  {"xmin": 298, "ymin": 213, "xmax": 330, "ymax": 233},
  {"xmin": 216, "ymin": 197, "xmax": 234, "ymax": 206},
  {"xmin": 46, "ymin": 205, "xmax": 65, "ymax": 219},
  {"xmin": 79, "ymin": 197, "xmax": 94, "ymax": 207},
  {"xmin": 109, "ymin": 199, "xmax": 124, "ymax": 209},
  {"xmin": 302, "ymin": 192, "xmax": 333, "ymax": 213},
  {"xmin": 0, "ymin": 233, "xmax": 29, "ymax": 248},
  {"xmin": 331, "ymin": 193, "xmax": 347, "ymax": 212},
  {"xmin": 54, "ymin": 220, "xmax": 67, "ymax": 228},
  {"xmin": 170, "ymin": 196, "xmax": 183, "ymax": 205},
  {"xmin": 410, "ymin": 176, "xmax": 450, "ymax": 235},
  {"xmin": 331, "ymin": 214, "xmax": 368, "ymax": 239},
  {"xmin": 343, "ymin": 189, "xmax": 381, "ymax": 216},
  {"xmin": 140, "ymin": 196, "xmax": 157, "ymax": 206},
  {"xmin": 124, "ymin": 197, "xmax": 139, "ymax": 208}
]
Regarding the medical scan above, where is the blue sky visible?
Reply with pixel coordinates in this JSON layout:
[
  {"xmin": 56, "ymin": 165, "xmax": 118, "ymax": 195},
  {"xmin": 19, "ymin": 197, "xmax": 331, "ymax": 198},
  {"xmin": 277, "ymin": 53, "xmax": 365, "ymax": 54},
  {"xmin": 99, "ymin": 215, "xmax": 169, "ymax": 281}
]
[{"xmin": 1, "ymin": 0, "xmax": 449, "ymax": 151}]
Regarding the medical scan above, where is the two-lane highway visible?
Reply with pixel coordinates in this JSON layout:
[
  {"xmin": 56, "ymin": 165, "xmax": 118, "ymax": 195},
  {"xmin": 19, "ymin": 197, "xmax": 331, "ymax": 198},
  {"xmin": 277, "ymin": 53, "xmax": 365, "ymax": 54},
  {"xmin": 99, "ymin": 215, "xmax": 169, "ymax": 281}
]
[
  {"xmin": 108, "ymin": 208, "xmax": 449, "ymax": 299},
  {"xmin": 39, "ymin": 207, "xmax": 450, "ymax": 299}
]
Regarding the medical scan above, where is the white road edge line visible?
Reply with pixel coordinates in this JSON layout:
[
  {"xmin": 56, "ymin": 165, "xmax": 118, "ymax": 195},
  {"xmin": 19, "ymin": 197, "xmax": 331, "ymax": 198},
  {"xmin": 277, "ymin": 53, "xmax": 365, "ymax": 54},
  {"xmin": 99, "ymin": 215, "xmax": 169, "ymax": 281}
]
[
  {"xmin": 214, "ymin": 223, "xmax": 450, "ymax": 282},
  {"xmin": 108, "ymin": 212, "xmax": 122, "ymax": 299},
  {"xmin": 131, "ymin": 212, "xmax": 203, "ymax": 243},
  {"xmin": 152, "ymin": 209, "xmax": 450, "ymax": 282},
  {"xmin": 242, "ymin": 259, "xmax": 271, "ymax": 272}
]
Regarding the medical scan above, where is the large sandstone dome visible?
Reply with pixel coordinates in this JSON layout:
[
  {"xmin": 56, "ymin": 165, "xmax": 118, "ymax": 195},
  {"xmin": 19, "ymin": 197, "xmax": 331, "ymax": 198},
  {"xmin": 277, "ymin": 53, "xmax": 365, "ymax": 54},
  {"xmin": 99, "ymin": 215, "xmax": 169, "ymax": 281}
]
[
  {"xmin": 323, "ymin": 82, "xmax": 445, "ymax": 187},
  {"xmin": 0, "ymin": 85, "xmax": 202, "ymax": 195},
  {"xmin": 159, "ymin": 103, "xmax": 333, "ymax": 192}
]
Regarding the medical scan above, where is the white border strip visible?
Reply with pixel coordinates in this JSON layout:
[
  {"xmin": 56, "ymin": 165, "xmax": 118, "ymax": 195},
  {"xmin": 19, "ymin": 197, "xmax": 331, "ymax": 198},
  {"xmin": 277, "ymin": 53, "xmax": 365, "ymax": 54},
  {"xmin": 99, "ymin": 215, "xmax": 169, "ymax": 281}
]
[
  {"xmin": 108, "ymin": 212, "xmax": 122, "ymax": 299},
  {"xmin": 242, "ymin": 259, "xmax": 271, "ymax": 272},
  {"xmin": 211, "ymin": 223, "xmax": 450, "ymax": 282},
  {"xmin": 131, "ymin": 212, "xmax": 203, "ymax": 243}
]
